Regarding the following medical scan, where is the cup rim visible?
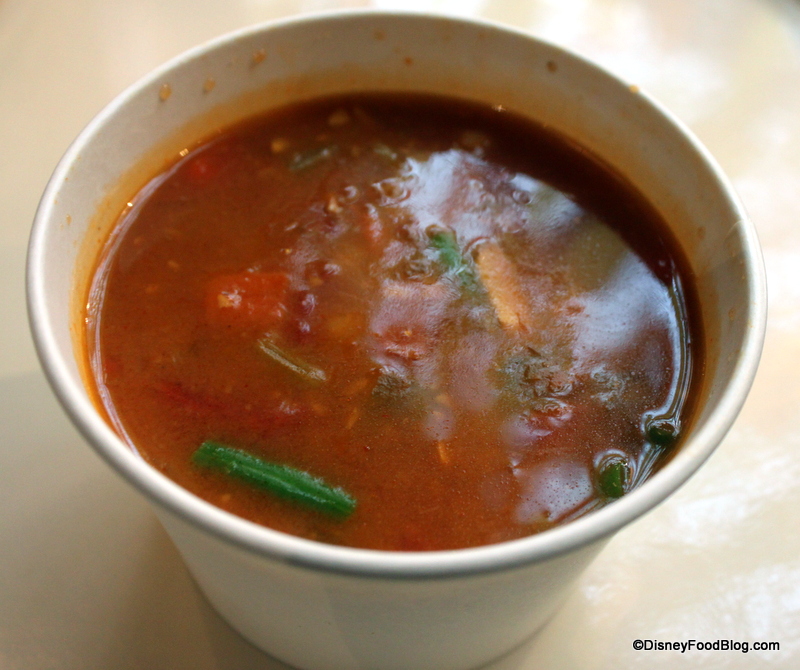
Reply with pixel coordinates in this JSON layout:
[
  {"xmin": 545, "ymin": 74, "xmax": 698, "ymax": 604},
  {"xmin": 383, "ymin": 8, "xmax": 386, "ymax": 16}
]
[{"xmin": 27, "ymin": 9, "xmax": 767, "ymax": 579}]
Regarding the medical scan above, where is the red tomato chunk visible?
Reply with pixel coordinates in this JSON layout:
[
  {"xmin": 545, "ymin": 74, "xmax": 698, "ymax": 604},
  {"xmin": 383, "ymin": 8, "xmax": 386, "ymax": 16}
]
[{"xmin": 205, "ymin": 272, "xmax": 289, "ymax": 330}]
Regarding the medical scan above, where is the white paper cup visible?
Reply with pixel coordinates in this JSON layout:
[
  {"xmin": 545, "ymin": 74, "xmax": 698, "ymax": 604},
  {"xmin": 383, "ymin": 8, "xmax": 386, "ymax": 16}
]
[{"xmin": 27, "ymin": 11, "xmax": 766, "ymax": 670}]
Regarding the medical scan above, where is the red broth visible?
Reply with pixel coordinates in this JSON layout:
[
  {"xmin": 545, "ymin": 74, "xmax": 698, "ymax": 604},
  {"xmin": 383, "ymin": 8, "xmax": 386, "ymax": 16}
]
[{"xmin": 86, "ymin": 93, "xmax": 701, "ymax": 551}]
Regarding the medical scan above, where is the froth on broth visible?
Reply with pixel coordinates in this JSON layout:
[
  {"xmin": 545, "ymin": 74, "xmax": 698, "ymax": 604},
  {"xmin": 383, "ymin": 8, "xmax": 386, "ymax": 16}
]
[{"xmin": 85, "ymin": 93, "xmax": 701, "ymax": 551}]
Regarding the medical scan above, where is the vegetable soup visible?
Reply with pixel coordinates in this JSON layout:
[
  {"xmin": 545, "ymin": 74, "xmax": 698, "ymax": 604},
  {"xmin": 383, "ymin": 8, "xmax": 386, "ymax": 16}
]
[{"xmin": 85, "ymin": 93, "xmax": 701, "ymax": 551}]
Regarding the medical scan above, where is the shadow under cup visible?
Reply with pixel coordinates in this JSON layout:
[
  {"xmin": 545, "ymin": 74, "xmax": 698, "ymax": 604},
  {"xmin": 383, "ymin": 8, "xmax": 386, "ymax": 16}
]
[{"xmin": 27, "ymin": 12, "xmax": 766, "ymax": 670}]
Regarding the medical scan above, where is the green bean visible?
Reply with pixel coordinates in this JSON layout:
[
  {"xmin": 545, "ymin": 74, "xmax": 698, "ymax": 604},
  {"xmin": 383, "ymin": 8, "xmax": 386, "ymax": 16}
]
[
  {"xmin": 193, "ymin": 441, "xmax": 356, "ymax": 517},
  {"xmin": 596, "ymin": 457, "xmax": 630, "ymax": 499},
  {"xmin": 645, "ymin": 417, "xmax": 680, "ymax": 447}
]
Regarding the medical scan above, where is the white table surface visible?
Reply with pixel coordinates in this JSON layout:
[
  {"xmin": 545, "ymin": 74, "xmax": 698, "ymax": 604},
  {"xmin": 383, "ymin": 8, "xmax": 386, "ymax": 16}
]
[{"xmin": 2, "ymin": 0, "xmax": 799, "ymax": 668}]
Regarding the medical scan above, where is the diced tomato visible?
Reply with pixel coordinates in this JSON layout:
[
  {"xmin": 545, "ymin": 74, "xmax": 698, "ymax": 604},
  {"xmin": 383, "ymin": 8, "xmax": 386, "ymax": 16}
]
[{"xmin": 205, "ymin": 271, "xmax": 290, "ymax": 330}]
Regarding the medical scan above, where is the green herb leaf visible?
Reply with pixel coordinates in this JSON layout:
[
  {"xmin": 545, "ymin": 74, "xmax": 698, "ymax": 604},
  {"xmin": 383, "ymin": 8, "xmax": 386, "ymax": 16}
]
[{"xmin": 427, "ymin": 227, "xmax": 481, "ymax": 294}]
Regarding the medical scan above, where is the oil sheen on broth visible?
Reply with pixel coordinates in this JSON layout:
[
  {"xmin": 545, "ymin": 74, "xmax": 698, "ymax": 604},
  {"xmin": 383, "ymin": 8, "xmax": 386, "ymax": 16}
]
[{"xmin": 86, "ymin": 93, "xmax": 700, "ymax": 551}]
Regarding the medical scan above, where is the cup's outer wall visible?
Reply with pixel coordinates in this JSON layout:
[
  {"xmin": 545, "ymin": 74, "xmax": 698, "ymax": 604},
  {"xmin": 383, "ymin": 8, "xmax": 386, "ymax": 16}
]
[{"xmin": 159, "ymin": 508, "xmax": 607, "ymax": 670}]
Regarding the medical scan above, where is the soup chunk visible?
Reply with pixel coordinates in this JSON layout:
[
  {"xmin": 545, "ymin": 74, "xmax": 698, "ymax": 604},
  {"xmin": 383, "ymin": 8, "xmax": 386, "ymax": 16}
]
[{"xmin": 86, "ymin": 93, "xmax": 699, "ymax": 551}]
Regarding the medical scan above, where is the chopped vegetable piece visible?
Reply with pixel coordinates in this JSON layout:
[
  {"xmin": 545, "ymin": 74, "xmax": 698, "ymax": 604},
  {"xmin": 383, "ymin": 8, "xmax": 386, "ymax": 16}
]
[
  {"xmin": 596, "ymin": 457, "xmax": 630, "ymax": 499},
  {"xmin": 257, "ymin": 337, "xmax": 328, "ymax": 383},
  {"xmin": 428, "ymin": 228, "xmax": 462, "ymax": 271},
  {"xmin": 193, "ymin": 441, "xmax": 356, "ymax": 517},
  {"xmin": 371, "ymin": 366, "xmax": 413, "ymax": 401},
  {"xmin": 458, "ymin": 129, "xmax": 491, "ymax": 153},
  {"xmin": 475, "ymin": 241, "xmax": 530, "ymax": 330},
  {"xmin": 426, "ymin": 227, "xmax": 481, "ymax": 293},
  {"xmin": 345, "ymin": 407, "xmax": 360, "ymax": 429},
  {"xmin": 645, "ymin": 416, "xmax": 680, "ymax": 446},
  {"xmin": 289, "ymin": 145, "xmax": 337, "ymax": 172},
  {"xmin": 372, "ymin": 143, "xmax": 400, "ymax": 161},
  {"xmin": 498, "ymin": 346, "xmax": 561, "ymax": 405},
  {"xmin": 206, "ymin": 272, "xmax": 289, "ymax": 330},
  {"xmin": 436, "ymin": 440, "xmax": 450, "ymax": 465}
]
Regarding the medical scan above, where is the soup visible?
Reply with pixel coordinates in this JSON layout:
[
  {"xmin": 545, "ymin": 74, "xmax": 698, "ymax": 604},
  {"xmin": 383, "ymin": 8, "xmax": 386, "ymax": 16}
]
[{"xmin": 85, "ymin": 93, "xmax": 700, "ymax": 551}]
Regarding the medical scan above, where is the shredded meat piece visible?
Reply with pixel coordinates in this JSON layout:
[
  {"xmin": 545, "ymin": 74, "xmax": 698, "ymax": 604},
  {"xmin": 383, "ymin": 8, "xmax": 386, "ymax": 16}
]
[{"xmin": 475, "ymin": 241, "xmax": 531, "ymax": 330}]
